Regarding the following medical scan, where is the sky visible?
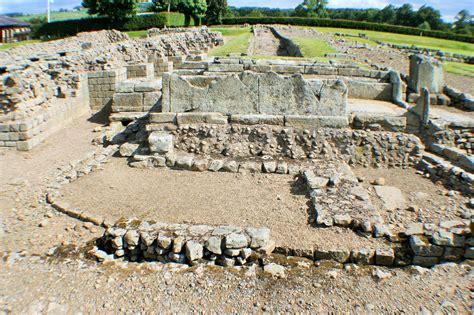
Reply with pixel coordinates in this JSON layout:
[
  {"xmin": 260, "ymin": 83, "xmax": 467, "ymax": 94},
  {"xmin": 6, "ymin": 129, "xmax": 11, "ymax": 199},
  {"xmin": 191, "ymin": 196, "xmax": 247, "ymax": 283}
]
[{"xmin": 0, "ymin": 0, "xmax": 472, "ymax": 21}]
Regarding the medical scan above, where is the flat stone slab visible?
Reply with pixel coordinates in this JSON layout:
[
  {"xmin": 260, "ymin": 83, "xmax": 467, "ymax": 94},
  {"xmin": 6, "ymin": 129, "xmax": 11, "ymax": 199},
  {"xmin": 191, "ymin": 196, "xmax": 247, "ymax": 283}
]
[{"xmin": 374, "ymin": 186, "xmax": 406, "ymax": 211}]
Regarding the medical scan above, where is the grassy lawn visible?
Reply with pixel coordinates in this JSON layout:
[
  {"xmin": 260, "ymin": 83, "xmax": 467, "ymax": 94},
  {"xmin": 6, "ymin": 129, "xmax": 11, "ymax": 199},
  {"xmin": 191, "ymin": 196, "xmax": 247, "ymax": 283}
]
[
  {"xmin": 17, "ymin": 10, "xmax": 89, "ymax": 22},
  {"xmin": 209, "ymin": 27, "xmax": 252, "ymax": 56},
  {"xmin": 0, "ymin": 40, "xmax": 41, "ymax": 50},
  {"xmin": 292, "ymin": 37, "xmax": 336, "ymax": 58},
  {"xmin": 210, "ymin": 26, "xmax": 251, "ymax": 37},
  {"xmin": 126, "ymin": 30, "xmax": 148, "ymax": 38},
  {"xmin": 310, "ymin": 27, "xmax": 474, "ymax": 56},
  {"xmin": 444, "ymin": 62, "xmax": 474, "ymax": 77}
]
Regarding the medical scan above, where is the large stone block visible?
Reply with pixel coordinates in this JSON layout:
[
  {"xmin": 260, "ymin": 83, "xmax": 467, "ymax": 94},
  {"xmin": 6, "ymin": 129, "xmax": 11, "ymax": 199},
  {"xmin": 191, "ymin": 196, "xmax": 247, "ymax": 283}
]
[
  {"xmin": 408, "ymin": 55, "xmax": 444, "ymax": 94},
  {"xmin": 148, "ymin": 132, "xmax": 173, "ymax": 154},
  {"xmin": 177, "ymin": 112, "xmax": 228, "ymax": 125},
  {"xmin": 112, "ymin": 93, "xmax": 143, "ymax": 113}
]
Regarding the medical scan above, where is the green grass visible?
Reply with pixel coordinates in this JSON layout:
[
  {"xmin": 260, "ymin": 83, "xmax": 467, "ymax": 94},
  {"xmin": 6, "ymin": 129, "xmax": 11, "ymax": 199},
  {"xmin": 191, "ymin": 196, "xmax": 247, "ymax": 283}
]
[
  {"xmin": 125, "ymin": 30, "xmax": 148, "ymax": 38},
  {"xmin": 0, "ymin": 40, "xmax": 41, "ymax": 50},
  {"xmin": 17, "ymin": 10, "xmax": 89, "ymax": 22},
  {"xmin": 444, "ymin": 62, "xmax": 474, "ymax": 77},
  {"xmin": 210, "ymin": 26, "xmax": 251, "ymax": 37},
  {"xmin": 209, "ymin": 28, "xmax": 252, "ymax": 56},
  {"xmin": 310, "ymin": 27, "xmax": 474, "ymax": 56},
  {"xmin": 292, "ymin": 37, "xmax": 336, "ymax": 58}
]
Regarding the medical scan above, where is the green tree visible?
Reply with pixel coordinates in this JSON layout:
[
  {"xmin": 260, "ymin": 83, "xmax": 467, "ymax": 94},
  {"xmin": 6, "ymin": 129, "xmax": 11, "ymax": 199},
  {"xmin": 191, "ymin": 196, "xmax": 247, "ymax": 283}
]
[
  {"xmin": 416, "ymin": 5, "xmax": 443, "ymax": 30},
  {"xmin": 178, "ymin": 0, "xmax": 207, "ymax": 24},
  {"xmin": 375, "ymin": 5, "xmax": 396, "ymax": 24},
  {"xmin": 395, "ymin": 4, "xmax": 416, "ymax": 27},
  {"xmin": 294, "ymin": 0, "xmax": 328, "ymax": 18},
  {"xmin": 205, "ymin": 0, "xmax": 227, "ymax": 24},
  {"xmin": 82, "ymin": 0, "xmax": 137, "ymax": 21},
  {"xmin": 453, "ymin": 10, "xmax": 473, "ymax": 35},
  {"xmin": 246, "ymin": 9, "xmax": 264, "ymax": 18},
  {"xmin": 152, "ymin": 0, "xmax": 180, "ymax": 12}
]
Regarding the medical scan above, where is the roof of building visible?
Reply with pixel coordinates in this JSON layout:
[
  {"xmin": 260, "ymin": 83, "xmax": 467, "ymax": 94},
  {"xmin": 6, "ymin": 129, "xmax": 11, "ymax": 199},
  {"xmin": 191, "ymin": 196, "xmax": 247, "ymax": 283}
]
[{"xmin": 0, "ymin": 15, "xmax": 31, "ymax": 28}]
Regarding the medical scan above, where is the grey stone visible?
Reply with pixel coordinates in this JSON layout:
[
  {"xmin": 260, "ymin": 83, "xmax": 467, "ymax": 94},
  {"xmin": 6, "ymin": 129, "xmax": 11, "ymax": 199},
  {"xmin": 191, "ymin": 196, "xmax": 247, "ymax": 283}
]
[
  {"xmin": 239, "ymin": 161, "xmax": 260, "ymax": 173},
  {"xmin": 262, "ymin": 161, "xmax": 277, "ymax": 173},
  {"xmin": 148, "ymin": 132, "xmax": 173, "ymax": 154},
  {"xmin": 351, "ymin": 249, "xmax": 374, "ymax": 265},
  {"xmin": 224, "ymin": 248, "xmax": 241, "ymax": 256},
  {"xmin": 225, "ymin": 233, "xmax": 248, "ymax": 249},
  {"xmin": 119, "ymin": 143, "xmax": 139, "ymax": 157},
  {"xmin": 413, "ymin": 256, "xmax": 439, "ymax": 267},
  {"xmin": 375, "ymin": 248, "xmax": 395, "ymax": 266},
  {"xmin": 156, "ymin": 235, "xmax": 172, "ymax": 249},
  {"xmin": 374, "ymin": 186, "xmax": 406, "ymax": 210},
  {"xmin": 221, "ymin": 160, "xmax": 239, "ymax": 173},
  {"xmin": 192, "ymin": 159, "xmax": 209, "ymax": 172},
  {"xmin": 432, "ymin": 230, "xmax": 465, "ymax": 247},
  {"xmin": 124, "ymin": 230, "xmax": 139, "ymax": 247},
  {"xmin": 185, "ymin": 241, "xmax": 204, "ymax": 261},
  {"xmin": 175, "ymin": 154, "xmax": 194, "ymax": 170},
  {"xmin": 410, "ymin": 235, "xmax": 443, "ymax": 257},
  {"xmin": 208, "ymin": 159, "xmax": 224, "ymax": 172},
  {"xmin": 408, "ymin": 55, "xmax": 444, "ymax": 94},
  {"xmin": 276, "ymin": 162, "xmax": 288, "ymax": 174},
  {"xmin": 205, "ymin": 236, "xmax": 222, "ymax": 255},
  {"xmin": 333, "ymin": 214, "xmax": 352, "ymax": 227},
  {"xmin": 263, "ymin": 263, "xmax": 286, "ymax": 278},
  {"xmin": 314, "ymin": 249, "xmax": 351, "ymax": 263},
  {"xmin": 246, "ymin": 227, "xmax": 270, "ymax": 248},
  {"xmin": 304, "ymin": 170, "xmax": 329, "ymax": 189},
  {"xmin": 464, "ymin": 247, "xmax": 474, "ymax": 259},
  {"xmin": 172, "ymin": 237, "xmax": 185, "ymax": 253}
]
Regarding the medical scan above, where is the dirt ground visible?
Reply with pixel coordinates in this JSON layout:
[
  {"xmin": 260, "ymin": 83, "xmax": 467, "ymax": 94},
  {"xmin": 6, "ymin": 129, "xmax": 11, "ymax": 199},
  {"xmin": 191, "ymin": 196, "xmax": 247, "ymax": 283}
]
[
  {"xmin": 0, "ymin": 115, "xmax": 472, "ymax": 313},
  {"xmin": 57, "ymin": 158, "xmax": 389, "ymax": 252},
  {"xmin": 353, "ymin": 167, "xmax": 471, "ymax": 228},
  {"xmin": 247, "ymin": 27, "xmax": 283, "ymax": 56}
]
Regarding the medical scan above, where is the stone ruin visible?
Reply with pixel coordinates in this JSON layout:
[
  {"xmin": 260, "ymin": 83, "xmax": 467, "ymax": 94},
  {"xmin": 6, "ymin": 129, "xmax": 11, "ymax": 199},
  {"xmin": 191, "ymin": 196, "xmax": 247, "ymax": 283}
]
[{"xmin": 2, "ymin": 26, "xmax": 473, "ymax": 269}]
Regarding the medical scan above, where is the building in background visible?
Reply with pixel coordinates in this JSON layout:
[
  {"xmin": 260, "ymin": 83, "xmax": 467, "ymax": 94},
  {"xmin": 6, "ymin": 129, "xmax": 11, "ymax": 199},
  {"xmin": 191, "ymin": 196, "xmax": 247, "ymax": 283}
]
[{"xmin": 0, "ymin": 16, "xmax": 31, "ymax": 43}]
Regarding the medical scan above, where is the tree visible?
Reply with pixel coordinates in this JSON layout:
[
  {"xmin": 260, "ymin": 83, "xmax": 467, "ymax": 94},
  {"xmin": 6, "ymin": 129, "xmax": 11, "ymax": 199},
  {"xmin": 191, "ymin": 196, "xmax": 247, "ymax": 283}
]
[
  {"xmin": 246, "ymin": 9, "xmax": 264, "ymax": 18},
  {"xmin": 453, "ymin": 10, "xmax": 473, "ymax": 35},
  {"xmin": 416, "ymin": 5, "xmax": 443, "ymax": 30},
  {"xmin": 205, "ymin": 0, "xmax": 227, "ymax": 24},
  {"xmin": 152, "ymin": 0, "xmax": 180, "ymax": 12},
  {"xmin": 375, "ymin": 5, "xmax": 396, "ymax": 24},
  {"xmin": 82, "ymin": 0, "xmax": 137, "ymax": 21},
  {"xmin": 178, "ymin": 0, "xmax": 207, "ymax": 24},
  {"xmin": 395, "ymin": 4, "xmax": 416, "ymax": 27},
  {"xmin": 294, "ymin": 0, "xmax": 328, "ymax": 18}
]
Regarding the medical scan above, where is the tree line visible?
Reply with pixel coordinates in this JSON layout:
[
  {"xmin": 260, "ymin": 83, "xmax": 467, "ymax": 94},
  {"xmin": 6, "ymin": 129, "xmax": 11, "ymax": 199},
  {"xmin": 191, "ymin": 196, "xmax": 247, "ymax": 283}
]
[{"xmin": 79, "ymin": 0, "xmax": 472, "ymax": 35}]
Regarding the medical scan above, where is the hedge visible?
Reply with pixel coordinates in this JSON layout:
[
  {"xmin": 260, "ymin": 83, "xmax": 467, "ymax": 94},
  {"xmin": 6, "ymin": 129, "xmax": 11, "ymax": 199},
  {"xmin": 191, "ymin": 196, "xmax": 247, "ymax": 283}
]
[
  {"xmin": 160, "ymin": 12, "xmax": 196, "ymax": 27},
  {"xmin": 36, "ymin": 14, "xmax": 167, "ymax": 38},
  {"xmin": 220, "ymin": 17, "xmax": 474, "ymax": 44}
]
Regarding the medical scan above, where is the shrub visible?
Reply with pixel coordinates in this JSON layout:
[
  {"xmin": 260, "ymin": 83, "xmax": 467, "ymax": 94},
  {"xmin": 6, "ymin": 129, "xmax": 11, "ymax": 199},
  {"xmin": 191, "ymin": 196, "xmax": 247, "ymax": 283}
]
[
  {"xmin": 219, "ymin": 17, "xmax": 474, "ymax": 43},
  {"xmin": 35, "ymin": 14, "xmax": 167, "ymax": 38}
]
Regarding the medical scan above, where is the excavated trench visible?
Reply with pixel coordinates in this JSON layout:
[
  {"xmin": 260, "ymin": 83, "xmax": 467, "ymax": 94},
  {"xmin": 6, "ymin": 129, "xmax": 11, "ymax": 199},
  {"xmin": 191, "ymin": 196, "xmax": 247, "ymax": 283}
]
[{"xmin": 247, "ymin": 26, "xmax": 302, "ymax": 57}]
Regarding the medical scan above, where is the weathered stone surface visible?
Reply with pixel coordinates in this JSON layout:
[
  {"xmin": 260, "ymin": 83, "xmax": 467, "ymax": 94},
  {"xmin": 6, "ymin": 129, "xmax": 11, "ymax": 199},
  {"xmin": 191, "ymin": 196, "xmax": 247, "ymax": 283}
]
[
  {"xmin": 374, "ymin": 186, "xmax": 406, "ymax": 210},
  {"xmin": 112, "ymin": 93, "xmax": 143, "ymax": 113},
  {"xmin": 412, "ymin": 256, "xmax": 438, "ymax": 267},
  {"xmin": 225, "ymin": 233, "xmax": 248, "ymax": 249},
  {"xmin": 192, "ymin": 159, "xmax": 209, "ymax": 171},
  {"xmin": 148, "ymin": 132, "xmax": 173, "ymax": 154},
  {"xmin": 124, "ymin": 230, "xmax": 139, "ymax": 247},
  {"xmin": 304, "ymin": 170, "xmax": 329, "ymax": 189},
  {"xmin": 246, "ymin": 227, "xmax": 270, "ymax": 248},
  {"xmin": 205, "ymin": 236, "xmax": 222, "ymax": 255},
  {"xmin": 185, "ymin": 241, "xmax": 203, "ymax": 261},
  {"xmin": 315, "ymin": 249, "xmax": 351, "ymax": 263},
  {"xmin": 177, "ymin": 112, "xmax": 228, "ymax": 125},
  {"xmin": 375, "ymin": 248, "xmax": 395, "ymax": 266},
  {"xmin": 262, "ymin": 161, "xmax": 277, "ymax": 173},
  {"xmin": 119, "ymin": 143, "xmax": 139, "ymax": 157},
  {"xmin": 221, "ymin": 160, "xmax": 239, "ymax": 173},
  {"xmin": 410, "ymin": 235, "xmax": 443, "ymax": 257},
  {"xmin": 208, "ymin": 159, "xmax": 224, "ymax": 172},
  {"xmin": 351, "ymin": 249, "xmax": 374, "ymax": 265},
  {"xmin": 263, "ymin": 263, "xmax": 286, "ymax": 278},
  {"xmin": 175, "ymin": 154, "xmax": 194, "ymax": 170},
  {"xmin": 408, "ymin": 55, "xmax": 444, "ymax": 94},
  {"xmin": 432, "ymin": 230, "xmax": 465, "ymax": 247}
]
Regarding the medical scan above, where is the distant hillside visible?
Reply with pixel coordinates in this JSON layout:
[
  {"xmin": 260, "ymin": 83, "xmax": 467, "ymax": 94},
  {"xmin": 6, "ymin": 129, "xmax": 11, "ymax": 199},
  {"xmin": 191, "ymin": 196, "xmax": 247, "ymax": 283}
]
[{"xmin": 16, "ymin": 10, "xmax": 90, "ymax": 22}]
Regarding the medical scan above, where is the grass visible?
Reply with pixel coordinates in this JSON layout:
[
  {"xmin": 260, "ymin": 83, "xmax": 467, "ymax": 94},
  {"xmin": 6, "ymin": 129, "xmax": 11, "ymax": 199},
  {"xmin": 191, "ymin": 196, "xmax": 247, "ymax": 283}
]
[
  {"xmin": 16, "ymin": 10, "xmax": 89, "ymax": 22},
  {"xmin": 444, "ymin": 62, "xmax": 474, "ymax": 77},
  {"xmin": 0, "ymin": 40, "xmax": 41, "ymax": 50},
  {"xmin": 292, "ymin": 37, "xmax": 336, "ymax": 58},
  {"xmin": 209, "ymin": 27, "xmax": 252, "ymax": 56},
  {"xmin": 309, "ymin": 27, "xmax": 474, "ymax": 56},
  {"xmin": 210, "ymin": 26, "xmax": 251, "ymax": 37},
  {"xmin": 126, "ymin": 30, "xmax": 148, "ymax": 38}
]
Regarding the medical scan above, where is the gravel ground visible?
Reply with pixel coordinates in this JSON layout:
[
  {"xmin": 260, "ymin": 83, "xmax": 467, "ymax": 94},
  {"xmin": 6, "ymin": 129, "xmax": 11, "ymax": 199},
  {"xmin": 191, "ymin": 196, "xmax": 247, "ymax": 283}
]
[
  {"xmin": 57, "ymin": 158, "xmax": 389, "ymax": 252},
  {"xmin": 353, "ymin": 167, "xmax": 471, "ymax": 229}
]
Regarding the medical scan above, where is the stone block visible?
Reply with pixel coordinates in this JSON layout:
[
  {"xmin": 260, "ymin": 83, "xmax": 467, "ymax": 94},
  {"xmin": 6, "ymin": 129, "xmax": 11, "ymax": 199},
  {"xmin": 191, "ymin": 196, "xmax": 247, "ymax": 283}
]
[
  {"xmin": 285, "ymin": 115, "xmax": 348, "ymax": 129},
  {"xmin": 134, "ymin": 80, "xmax": 162, "ymax": 92},
  {"xmin": 177, "ymin": 112, "xmax": 228, "ymax": 125},
  {"xmin": 112, "ymin": 93, "xmax": 143, "ymax": 113},
  {"xmin": 351, "ymin": 249, "xmax": 375, "ymax": 265},
  {"xmin": 149, "ymin": 113, "xmax": 177, "ymax": 124},
  {"xmin": 375, "ymin": 248, "xmax": 395, "ymax": 266},
  {"xmin": 143, "ymin": 92, "xmax": 162, "ymax": 111},
  {"xmin": 175, "ymin": 154, "xmax": 194, "ymax": 170},
  {"xmin": 412, "ymin": 256, "xmax": 438, "ymax": 267},
  {"xmin": 148, "ymin": 132, "xmax": 173, "ymax": 154},
  {"xmin": 230, "ymin": 114, "xmax": 284, "ymax": 126},
  {"xmin": 409, "ymin": 235, "xmax": 443, "ymax": 257},
  {"xmin": 408, "ymin": 55, "xmax": 444, "ymax": 94},
  {"xmin": 314, "ymin": 249, "xmax": 351, "ymax": 263},
  {"xmin": 208, "ymin": 64, "xmax": 244, "ymax": 72}
]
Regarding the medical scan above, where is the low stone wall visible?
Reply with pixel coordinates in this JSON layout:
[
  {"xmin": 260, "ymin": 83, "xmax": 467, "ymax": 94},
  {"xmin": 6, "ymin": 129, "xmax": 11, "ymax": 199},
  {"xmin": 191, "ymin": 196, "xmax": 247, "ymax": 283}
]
[
  {"xmin": 0, "ymin": 74, "xmax": 90, "ymax": 150},
  {"xmin": 96, "ymin": 220, "xmax": 274, "ymax": 265},
  {"xmin": 444, "ymin": 86, "xmax": 474, "ymax": 111},
  {"xmin": 162, "ymin": 71, "xmax": 348, "ymax": 116},
  {"xmin": 144, "ymin": 113, "xmax": 422, "ymax": 168}
]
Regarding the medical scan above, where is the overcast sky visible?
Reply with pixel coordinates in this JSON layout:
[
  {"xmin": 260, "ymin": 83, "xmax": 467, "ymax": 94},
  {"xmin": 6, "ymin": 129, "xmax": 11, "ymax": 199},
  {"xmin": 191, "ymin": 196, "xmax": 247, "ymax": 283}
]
[{"xmin": 0, "ymin": 0, "xmax": 472, "ymax": 21}]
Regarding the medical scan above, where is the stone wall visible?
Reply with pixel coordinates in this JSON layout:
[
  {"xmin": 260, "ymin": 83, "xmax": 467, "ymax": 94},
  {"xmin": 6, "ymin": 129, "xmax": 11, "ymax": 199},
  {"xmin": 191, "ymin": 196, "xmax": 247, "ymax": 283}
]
[
  {"xmin": 88, "ymin": 68, "xmax": 127, "ymax": 112},
  {"xmin": 444, "ymin": 86, "xmax": 474, "ymax": 111},
  {"xmin": 0, "ymin": 74, "xmax": 90, "ymax": 150},
  {"xmin": 96, "ymin": 220, "xmax": 273, "ymax": 265},
  {"xmin": 162, "ymin": 71, "xmax": 348, "ymax": 116}
]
